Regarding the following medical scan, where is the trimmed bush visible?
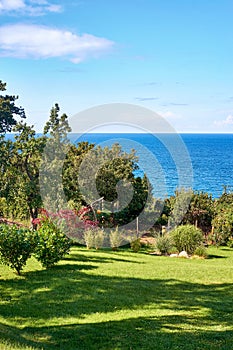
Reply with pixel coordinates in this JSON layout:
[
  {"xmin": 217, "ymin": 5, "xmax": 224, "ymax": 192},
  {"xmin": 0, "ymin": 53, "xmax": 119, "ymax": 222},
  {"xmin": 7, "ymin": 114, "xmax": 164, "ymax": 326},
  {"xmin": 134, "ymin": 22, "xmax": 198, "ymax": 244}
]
[
  {"xmin": 34, "ymin": 219, "xmax": 71, "ymax": 268},
  {"xmin": 155, "ymin": 233, "xmax": 173, "ymax": 255},
  {"xmin": 0, "ymin": 224, "xmax": 36, "ymax": 275},
  {"xmin": 171, "ymin": 224, "xmax": 203, "ymax": 255}
]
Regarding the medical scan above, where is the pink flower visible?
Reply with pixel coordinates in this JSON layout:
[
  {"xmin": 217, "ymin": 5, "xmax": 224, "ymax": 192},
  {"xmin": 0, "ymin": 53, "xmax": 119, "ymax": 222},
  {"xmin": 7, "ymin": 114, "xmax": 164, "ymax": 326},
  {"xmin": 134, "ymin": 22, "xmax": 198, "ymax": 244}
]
[{"xmin": 31, "ymin": 218, "xmax": 41, "ymax": 225}]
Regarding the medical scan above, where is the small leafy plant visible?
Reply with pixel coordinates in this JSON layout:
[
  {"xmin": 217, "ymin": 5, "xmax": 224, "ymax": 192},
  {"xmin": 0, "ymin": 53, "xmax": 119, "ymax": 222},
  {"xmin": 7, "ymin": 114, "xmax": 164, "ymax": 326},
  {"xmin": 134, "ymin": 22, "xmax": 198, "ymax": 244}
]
[
  {"xmin": 194, "ymin": 245, "xmax": 209, "ymax": 259},
  {"xmin": 155, "ymin": 233, "xmax": 173, "ymax": 255},
  {"xmin": 84, "ymin": 229, "xmax": 96, "ymax": 249},
  {"xmin": 94, "ymin": 229, "xmax": 105, "ymax": 249},
  {"xmin": 130, "ymin": 238, "xmax": 141, "ymax": 253},
  {"xmin": 109, "ymin": 227, "xmax": 123, "ymax": 250}
]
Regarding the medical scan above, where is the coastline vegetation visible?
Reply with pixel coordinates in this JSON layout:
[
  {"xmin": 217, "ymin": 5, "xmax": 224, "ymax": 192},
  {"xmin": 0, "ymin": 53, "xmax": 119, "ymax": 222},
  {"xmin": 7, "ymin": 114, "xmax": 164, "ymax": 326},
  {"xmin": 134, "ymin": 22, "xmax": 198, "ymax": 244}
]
[{"xmin": 1, "ymin": 79, "xmax": 233, "ymax": 349}]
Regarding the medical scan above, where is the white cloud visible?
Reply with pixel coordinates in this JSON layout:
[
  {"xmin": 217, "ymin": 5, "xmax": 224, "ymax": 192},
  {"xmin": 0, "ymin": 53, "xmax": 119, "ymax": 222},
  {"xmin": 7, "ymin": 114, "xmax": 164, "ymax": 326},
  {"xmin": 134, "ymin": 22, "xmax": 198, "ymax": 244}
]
[
  {"xmin": 214, "ymin": 115, "xmax": 233, "ymax": 127},
  {"xmin": 0, "ymin": 24, "xmax": 114, "ymax": 63},
  {"xmin": 0, "ymin": 0, "xmax": 25, "ymax": 11},
  {"xmin": 0, "ymin": 0, "xmax": 62, "ymax": 15}
]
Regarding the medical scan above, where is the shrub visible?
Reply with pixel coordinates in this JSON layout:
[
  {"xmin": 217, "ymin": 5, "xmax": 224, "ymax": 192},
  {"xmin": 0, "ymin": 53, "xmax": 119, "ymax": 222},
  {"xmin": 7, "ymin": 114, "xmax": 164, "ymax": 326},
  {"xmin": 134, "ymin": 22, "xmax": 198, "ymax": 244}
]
[
  {"xmin": 109, "ymin": 227, "xmax": 122, "ymax": 250},
  {"xmin": 94, "ymin": 229, "xmax": 105, "ymax": 249},
  {"xmin": 83, "ymin": 229, "xmax": 104, "ymax": 249},
  {"xmin": 130, "ymin": 238, "xmax": 141, "ymax": 253},
  {"xmin": 212, "ymin": 209, "xmax": 233, "ymax": 245},
  {"xmin": 194, "ymin": 245, "xmax": 209, "ymax": 259},
  {"xmin": 84, "ymin": 229, "xmax": 96, "ymax": 249},
  {"xmin": 34, "ymin": 219, "xmax": 71, "ymax": 268},
  {"xmin": 0, "ymin": 224, "xmax": 36, "ymax": 275},
  {"xmin": 171, "ymin": 224, "xmax": 203, "ymax": 255},
  {"xmin": 155, "ymin": 233, "xmax": 173, "ymax": 255},
  {"xmin": 227, "ymin": 237, "xmax": 233, "ymax": 248}
]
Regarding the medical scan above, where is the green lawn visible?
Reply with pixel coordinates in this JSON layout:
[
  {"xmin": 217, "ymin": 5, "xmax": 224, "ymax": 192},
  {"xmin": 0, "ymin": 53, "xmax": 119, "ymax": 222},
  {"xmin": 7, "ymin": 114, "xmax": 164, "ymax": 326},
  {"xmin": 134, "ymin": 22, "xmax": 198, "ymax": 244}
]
[{"xmin": 0, "ymin": 246, "xmax": 233, "ymax": 350}]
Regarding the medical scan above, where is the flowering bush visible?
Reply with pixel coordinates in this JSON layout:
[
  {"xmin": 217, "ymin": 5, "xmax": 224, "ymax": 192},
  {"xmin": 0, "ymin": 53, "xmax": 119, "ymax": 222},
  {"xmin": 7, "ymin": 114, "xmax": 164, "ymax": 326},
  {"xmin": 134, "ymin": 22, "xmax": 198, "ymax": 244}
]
[{"xmin": 32, "ymin": 207, "xmax": 99, "ymax": 243}]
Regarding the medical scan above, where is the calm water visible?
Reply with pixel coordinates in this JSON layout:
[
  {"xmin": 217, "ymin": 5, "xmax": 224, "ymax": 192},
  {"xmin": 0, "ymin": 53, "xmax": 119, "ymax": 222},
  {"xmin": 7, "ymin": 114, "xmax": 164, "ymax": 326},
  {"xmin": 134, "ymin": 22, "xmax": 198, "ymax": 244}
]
[{"xmin": 5, "ymin": 133, "xmax": 233, "ymax": 198}]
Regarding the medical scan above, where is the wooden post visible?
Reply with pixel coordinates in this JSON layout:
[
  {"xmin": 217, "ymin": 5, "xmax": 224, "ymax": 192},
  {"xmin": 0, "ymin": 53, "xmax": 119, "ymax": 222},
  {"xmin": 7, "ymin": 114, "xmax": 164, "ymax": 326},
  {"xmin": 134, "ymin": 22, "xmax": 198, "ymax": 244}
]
[{"xmin": 136, "ymin": 217, "xmax": 139, "ymax": 238}]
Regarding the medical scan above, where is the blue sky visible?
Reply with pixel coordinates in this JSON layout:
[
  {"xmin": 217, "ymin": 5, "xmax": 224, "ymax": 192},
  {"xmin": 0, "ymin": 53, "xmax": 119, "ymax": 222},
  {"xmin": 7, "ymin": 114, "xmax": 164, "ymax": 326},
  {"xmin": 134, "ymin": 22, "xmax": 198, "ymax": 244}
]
[{"xmin": 1, "ymin": 0, "xmax": 233, "ymax": 132}]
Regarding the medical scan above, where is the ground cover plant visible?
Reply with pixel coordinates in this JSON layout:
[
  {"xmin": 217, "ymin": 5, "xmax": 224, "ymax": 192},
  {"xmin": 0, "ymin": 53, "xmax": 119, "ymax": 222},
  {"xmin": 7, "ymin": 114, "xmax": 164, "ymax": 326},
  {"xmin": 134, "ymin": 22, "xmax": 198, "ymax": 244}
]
[{"xmin": 0, "ymin": 246, "xmax": 232, "ymax": 349}]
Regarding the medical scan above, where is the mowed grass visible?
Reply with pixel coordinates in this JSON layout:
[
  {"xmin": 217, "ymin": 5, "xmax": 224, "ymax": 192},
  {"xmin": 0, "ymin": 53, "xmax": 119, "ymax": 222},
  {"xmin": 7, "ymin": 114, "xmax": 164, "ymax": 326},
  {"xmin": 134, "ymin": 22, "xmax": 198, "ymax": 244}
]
[{"xmin": 0, "ymin": 246, "xmax": 233, "ymax": 350}]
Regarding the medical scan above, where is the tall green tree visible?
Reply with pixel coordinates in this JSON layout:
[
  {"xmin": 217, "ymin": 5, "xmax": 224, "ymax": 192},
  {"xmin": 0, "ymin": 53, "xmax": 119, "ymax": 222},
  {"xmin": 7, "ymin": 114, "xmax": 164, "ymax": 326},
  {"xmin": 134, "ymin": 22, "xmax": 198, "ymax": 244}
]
[
  {"xmin": 0, "ymin": 80, "xmax": 25, "ymax": 134},
  {"xmin": 40, "ymin": 104, "xmax": 72, "ymax": 212},
  {"xmin": 13, "ymin": 122, "xmax": 46, "ymax": 223}
]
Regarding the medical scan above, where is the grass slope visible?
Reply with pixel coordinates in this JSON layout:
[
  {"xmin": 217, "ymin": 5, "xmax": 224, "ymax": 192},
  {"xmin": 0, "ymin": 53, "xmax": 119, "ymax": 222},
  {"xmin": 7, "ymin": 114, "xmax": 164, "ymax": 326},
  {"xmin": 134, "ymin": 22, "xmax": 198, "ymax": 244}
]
[{"xmin": 0, "ymin": 246, "xmax": 233, "ymax": 349}]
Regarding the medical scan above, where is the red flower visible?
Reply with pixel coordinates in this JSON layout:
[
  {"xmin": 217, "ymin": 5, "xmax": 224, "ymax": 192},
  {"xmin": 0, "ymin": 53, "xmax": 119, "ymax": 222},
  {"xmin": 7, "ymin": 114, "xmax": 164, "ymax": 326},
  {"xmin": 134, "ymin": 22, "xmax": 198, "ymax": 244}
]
[{"xmin": 31, "ymin": 218, "xmax": 41, "ymax": 225}]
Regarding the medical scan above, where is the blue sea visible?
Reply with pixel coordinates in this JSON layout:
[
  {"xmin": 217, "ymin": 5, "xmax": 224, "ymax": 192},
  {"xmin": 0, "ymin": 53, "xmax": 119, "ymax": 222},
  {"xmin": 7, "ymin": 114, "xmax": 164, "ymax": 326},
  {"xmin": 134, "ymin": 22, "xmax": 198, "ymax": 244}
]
[{"xmin": 5, "ymin": 133, "xmax": 233, "ymax": 198}]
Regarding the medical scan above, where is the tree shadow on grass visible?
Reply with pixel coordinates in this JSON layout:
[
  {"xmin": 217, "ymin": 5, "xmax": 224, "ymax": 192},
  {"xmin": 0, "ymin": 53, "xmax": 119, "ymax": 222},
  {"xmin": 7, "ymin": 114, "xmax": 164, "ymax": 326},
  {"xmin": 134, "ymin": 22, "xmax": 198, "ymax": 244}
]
[
  {"xmin": 1, "ymin": 303, "xmax": 233, "ymax": 350},
  {"xmin": 21, "ymin": 317, "xmax": 233, "ymax": 350},
  {"xmin": 0, "ymin": 256, "xmax": 233, "ymax": 349},
  {"xmin": 63, "ymin": 251, "xmax": 144, "ymax": 264}
]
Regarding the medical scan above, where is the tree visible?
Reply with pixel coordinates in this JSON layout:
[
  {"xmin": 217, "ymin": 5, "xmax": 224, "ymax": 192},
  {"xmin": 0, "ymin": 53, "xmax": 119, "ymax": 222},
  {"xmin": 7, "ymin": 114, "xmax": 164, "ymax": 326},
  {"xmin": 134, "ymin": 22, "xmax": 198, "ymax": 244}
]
[
  {"xmin": 40, "ymin": 104, "xmax": 72, "ymax": 213},
  {"xmin": 13, "ymin": 122, "xmax": 46, "ymax": 224},
  {"xmin": 1, "ymin": 104, "xmax": 70, "ymax": 224},
  {"xmin": 184, "ymin": 191, "xmax": 214, "ymax": 232},
  {"xmin": 0, "ymin": 80, "xmax": 25, "ymax": 134},
  {"xmin": 168, "ymin": 189, "xmax": 193, "ymax": 230},
  {"xmin": 63, "ymin": 142, "xmax": 95, "ymax": 207},
  {"xmin": 212, "ymin": 191, "xmax": 233, "ymax": 245},
  {"xmin": 43, "ymin": 103, "xmax": 71, "ymax": 141}
]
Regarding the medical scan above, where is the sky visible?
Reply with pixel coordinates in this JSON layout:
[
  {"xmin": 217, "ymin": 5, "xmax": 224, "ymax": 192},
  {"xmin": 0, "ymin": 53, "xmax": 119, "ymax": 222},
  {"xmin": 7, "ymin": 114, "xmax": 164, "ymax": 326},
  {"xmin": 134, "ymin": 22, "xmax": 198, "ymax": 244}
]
[{"xmin": 0, "ymin": 0, "xmax": 233, "ymax": 133}]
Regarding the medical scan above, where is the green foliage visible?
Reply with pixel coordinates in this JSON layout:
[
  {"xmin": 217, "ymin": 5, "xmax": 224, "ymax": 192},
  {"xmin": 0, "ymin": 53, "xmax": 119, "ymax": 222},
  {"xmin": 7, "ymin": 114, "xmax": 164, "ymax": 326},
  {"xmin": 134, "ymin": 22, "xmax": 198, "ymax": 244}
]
[
  {"xmin": 63, "ymin": 142, "xmax": 95, "ymax": 206},
  {"xmin": 7, "ymin": 123, "xmax": 46, "ymax": 222},
  {"xmin": 168, "ymin": 189, "xmax": 193, "ymax": 229},
  {"xmin": 37, "ymin": 104, "xmax": 72, "ymax": 213},
  {"xmin": 171, "ymin": 224, "xmax": 203, "ymax": 255},
  {"xmin": 109, "ymin": 227, "xmax": 123, "ymax": 250},
  {"xmin": 34, "ymin": 219, "xmax": 71, "ymax": 268},
  {"xmin": 130, "ymin": 238, "xmax": 141, "ymax": 252},
  {"xmin": 84, "ymin": 228, "xmax": 105, "ymax": 249},
  {"xmin": 227, "ymin": 237, "xmax": 233, "ymax": 248},
  {"xmin": 212, "ymin": 206, "xmax": 233, "ymax": 245},
  {"xmin": 155, "ymin": 233, "xmax": 173, "ymax": 255},
  {"xmin": 43, "ymin": 103, "xmax": 71, "ymax": 142},
  {"xmin": 194, "ymin": 245, "xmax": 209, "ymax": 259},
  {"xmin": 0, "ymin": 224, "xmax": 36, "ymax": 275},
  {"xmin": 184, "ymin": 191, "xmax": 214, "ymax": 232},
  {"xmin": 94, "ymin": 229, "xmax": 105, "ymax": 249},
  {"xmin": 84, "ymin": 229, "xmax": 96, "ymax": 249},
  {"xmin": 0, "ymin": 80, "xmax": 25, "ymax": 134}
]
